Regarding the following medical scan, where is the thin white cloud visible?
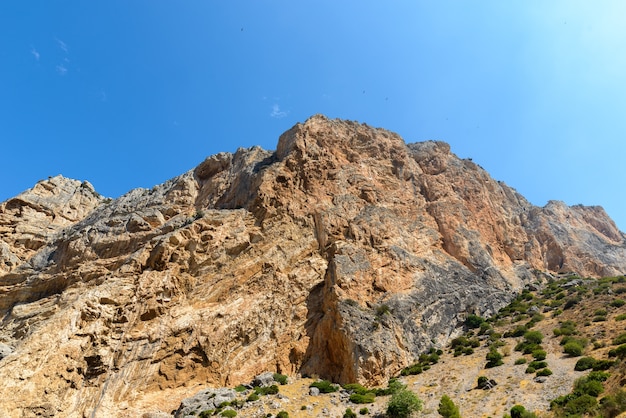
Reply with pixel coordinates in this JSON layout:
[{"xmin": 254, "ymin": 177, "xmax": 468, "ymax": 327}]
[
  {"xmin": 30, "ymin": 47, "xmax": 40, "ymax": 61},
  {"xmin": 55, "ymin": 37, "xmax": 68, "ymax": 53},
  {"xmin": 56, "ymin": 64, "xmax": 68, "ymax": 76},
  {"xmin": 270, "ymin": 104, "xmax": 288, "ymax": 118}
]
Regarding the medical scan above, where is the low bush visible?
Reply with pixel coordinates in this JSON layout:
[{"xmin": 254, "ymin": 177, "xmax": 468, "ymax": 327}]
[
  {"xmin": 343, "ymin": 408, "xmax": 356, "ymax": 418},
  {"xmin": 386, "ymin": 389, "xmax": 423, "ymax": 418},
  {"xmin": 374, "ymin": 378, "xmax": 406, "ymax": 396},
  {"xmin": 524, "ymin": 331, "xmax": 544, "ymax": 345},
  {"xmin": 528, "ymin": 361, "xmax": 547, "ymax": 370},
  {"xmin": 574, "ymin": 357, "xmax": 596, "ymax": 371},
  {"xmin": 563, "ymin": 341, "xmax": 584, "ymax": 357},
  {"xmin": 309, "ymin": 380, "xmax": 338, "ymax": 393},
  {"xmin": 510, "ymin": 404, "xmax": 537, "ymax": 418},
  {"xmin": 485, "ymin": 347, "xmax": 503, "ymax": 368},
  {"xmin": 553, "ymin": 320, "xmax": 577, "ymax": 336},
  {"xmin": 610, "ymin": 299, "xmax": 625, "ymax": 307},
  {"xmin": 514, "ymin": 358, "xmax": 527, "ymax": 365},
  {"xmin": 613, "ymin": 333, "xmax": 626, "ymax": 345},
  {"xmin": 531, "ymin": 349, "xmax": 547, "ymax": 360},
  {"xmin": 273, "ymin": 373, "xmax": 288, "ymax": 385},
  {"xmin": 342, "ymin": 383, "xmax": 371, "ymax": 395},
  {"xmin": 465, "ymin": 314, "xmax": 485, "ymax": 329},
  {"xmin": 359, "ymin": 407, "xmax": 369, "ymax": 415},
  {"xmin": 220, "ymin": 410, "xmax": 237, "ymax": 418},
  {"xmin": 276, "ymin": 412, "xmax": 289, "ymax": 418},
  {"xmin": 254, "ymin": 385, "xmax": 279, "ymax": 396},
  {"xmin": 504, "ymin": 325, "xmax": 528, "ymax": 338},
  {"xmin": 438, "ymin": 395, "xmax": 461, "ymax": 418},
  {"xmin": 536, "ymin": 368, "xmax": 553, "ymax": 376},
  {"xmin": 592, "ymin": 359, "xmax": 615, "ymax": 370},
  {"xmin": 349, "ymin": 392, "xmax": 375, "ymax": 404},
  {"xmin": 599, "ymin": 389, "xmax": 626, "ymax": 417},
  {"xmin": 608, "ymin": 344, "xmax": 626, "ymax": 358}
]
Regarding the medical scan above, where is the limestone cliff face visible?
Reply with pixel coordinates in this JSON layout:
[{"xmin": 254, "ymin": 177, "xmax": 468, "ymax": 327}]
[{"xmin": 0, "ymin": 115, "xmax": 624, "ymax": 417}]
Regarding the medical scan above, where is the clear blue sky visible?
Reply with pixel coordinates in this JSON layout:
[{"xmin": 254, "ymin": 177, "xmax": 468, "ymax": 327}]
[{"xmin": 1, "ymin": 1, "xmax": 625, "ymax": 231}]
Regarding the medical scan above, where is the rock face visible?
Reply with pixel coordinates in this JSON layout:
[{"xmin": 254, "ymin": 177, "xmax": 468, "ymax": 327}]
[{"xmin": 0, "ymin": 115, "xmax": 624, "ymax": 417}]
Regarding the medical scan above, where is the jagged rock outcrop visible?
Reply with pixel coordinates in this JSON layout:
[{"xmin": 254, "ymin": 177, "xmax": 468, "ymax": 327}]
[{"xmin": 0, "ymin": 115, "xmax": 624, "ymax": 417}]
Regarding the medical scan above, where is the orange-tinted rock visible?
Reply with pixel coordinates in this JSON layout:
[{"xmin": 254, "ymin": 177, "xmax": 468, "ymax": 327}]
[{"xmin": 0, "ymin": 115, "xmax": 624, "ymax": 417}]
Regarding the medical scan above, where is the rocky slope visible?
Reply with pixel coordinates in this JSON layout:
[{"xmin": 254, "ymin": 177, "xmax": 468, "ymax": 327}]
[{"xmin": 0, "ymin": 115, "xmax": 624, "ymax": 417}]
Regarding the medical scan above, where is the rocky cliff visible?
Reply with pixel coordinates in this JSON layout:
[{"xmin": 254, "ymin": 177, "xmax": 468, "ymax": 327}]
[{"xmin": 0, "ymin": 115, "xmax": 624, "ymax": 417}]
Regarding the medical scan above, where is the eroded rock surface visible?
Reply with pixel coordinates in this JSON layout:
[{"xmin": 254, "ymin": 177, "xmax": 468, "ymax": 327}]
[{"xmin": 0, "ymin": 115, "xmax": 624, "ymax": 417}]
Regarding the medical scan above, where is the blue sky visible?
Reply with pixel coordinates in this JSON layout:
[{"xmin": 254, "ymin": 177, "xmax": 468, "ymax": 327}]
[{"xmin": 1, "ymin": 2, "xmax": 625, "ymax": 231}]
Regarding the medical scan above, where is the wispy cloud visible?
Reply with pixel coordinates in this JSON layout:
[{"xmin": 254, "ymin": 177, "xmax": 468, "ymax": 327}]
[
  {"xmin": 270, "ymin": 104, "xmax": 288, "ymax": 118},
  {"xmin": 56, "ymin": 64, "xmax": 68, "ymax": 76},
  {"xmin": 30, "ymin": 47, "xmax": 40, "ymax": 61},
  {"xmin": 55, "ymin": 37, "xmax": 68, "ymax": 53}
]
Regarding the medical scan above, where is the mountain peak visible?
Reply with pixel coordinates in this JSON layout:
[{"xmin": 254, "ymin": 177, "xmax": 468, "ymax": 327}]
[{"xmin": 0, "ymin": 115, "xmax": 624, "ymax": 416}]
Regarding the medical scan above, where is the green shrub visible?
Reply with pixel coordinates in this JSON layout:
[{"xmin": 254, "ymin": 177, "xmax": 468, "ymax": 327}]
[
  {"xmin": 374, "ymin": 378, "xmax": 406, "ymax": 396},
  {"xmin": 525, "ymin": 366, "xmax": 536, "ymax": 374},
  {"xmin": 234, "ymin": 384, "xmax": 247, "ymax": 392},
  {"xmin": 609, "ymin": 344, "xmax": 626, "ymax": 358},
  {"xmin": 528, "ymin": 360, "xmax": 547, "ymax": 370},
  {"xmin": 349, "ymin": 392, "xmax": 375, "ymax": 404},
  {"xmin": 359, "ymin": 407, "xmax": 369, "ymax": 415},
  {"xmin": 564, "ymin": 394, "xmax": 597, "ymax": 416},
  {"xmin": 514, "ymin": 341, "xmax": 540, "ymax": 355},
  {"xmin": 616, "ymin": 313, "xmax": 626, "ymax": 321},
  {"xmin": 504, "ymin": 325, "xmax": 528, "ymax": 338},
  {"xmin": 246, "ymin": 393, "xmax": 259, "ymax": 402},
  {"xmin": 563, "ymin": 298, "xmax": 580, "ymax": 310},
  {"xmin": 276, "ymin": 412, "xmax": 289, "ymax": 418},
  {"xmin": 599, "ymin": 389, "xmax": 626, "ymax": 417},
  {"xmin": 465, "ymin": 314, "xmax": 485, "ymax": 329},
  {"xmin": 613, "ymin": 333, "xmax": 626, "ymax": 345},
  {"xmin": 553, "ymin": 320, "xmax": 577, "ymax": 336},
  {"xmin": 588, "ymin": 371, "xmax": 610, "ymax": 382},
  {"xmin": 510, "ymin": 404, "xmax": 537, "ymax": 418},
  {"xmin": 220, "ymin": 410, "xmax": 237, "ymax": 418},
  {"xmin": 386, "ymin": 389, "xmax": 423, "ymax": 418},
  {"xmin": 563, "ymin": 341, "xmax": 584, "ymax": 357},
  {"xmin": 343, "ymin": 408, "xmax": 357, "ymax": 418},
  {"xmin": 523, "ymin": 330, "xmax": 543, "ymax": 344},
  {"xmin": 273, "ymin": 373, "xmax": 288, "ymax": 385},
  {"xmin": 531, "ymin": 349, "xmax": 547, "ymax": 360},
  {"xmin": 536, "ymin": 368, "xmax": 552, "ymax": 376},
  {"xmin": 610, "ymin": 299, "xmax": 625, "ymax": 307},
  {"xmin": 342, "ymin": 383, "xmax": 371, "ymax": 395},
  {"xmin": 199, "ymin": 411, "xmax": 214, "ymax": 418},
  {"xmin": 485, "ymin": 347, "xmax": 503, "ymax": 368},
  {"xmin": 575, "ymin": 357, "xmax": 596, "ymax": 371},
  {"xmin": 575, "ymin": 378, "xmax": 604, "ymax": 397},
  {"xmin": 254, "ymin": 385, "xmax": 279, "ymax": 396},
  {"xmin": 437, "ymin": 394, "xmax": 461, "ymax": 418},
  {"xmin": 400, "ymin": 364, "xmax": 422, "ymax": 376},
  {"xmin": 592, "ymin": 359, "xmax": 615, "ymax": 371},
  {"xmin": 515, "ymin": 358, "xmax": 527, "ymax": 365},
  {"xmin": 309, "ymin": 380, "xmax": 338, "ymax": 393}
]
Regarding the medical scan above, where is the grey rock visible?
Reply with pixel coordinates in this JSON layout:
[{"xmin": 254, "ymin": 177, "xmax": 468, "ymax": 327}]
[
  {"xmin": 173, "ymin": 388, "xmax": 237, "ymax": 418},
  {"xmin": 309, "ymin": 387, "xmax": 320, "ymax": 396},
  {"xmin": 0, "ymin": 343, "xmax": 13, "ymax": 360},
  {"xmin": 253, "ymin": 371, "xmax": 276, "ymax": 387}
]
